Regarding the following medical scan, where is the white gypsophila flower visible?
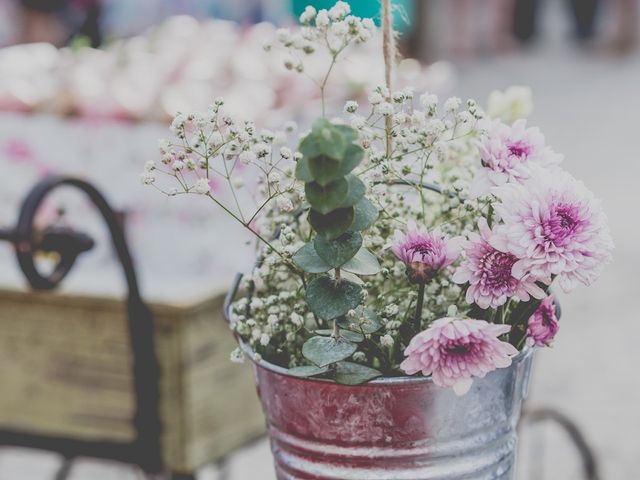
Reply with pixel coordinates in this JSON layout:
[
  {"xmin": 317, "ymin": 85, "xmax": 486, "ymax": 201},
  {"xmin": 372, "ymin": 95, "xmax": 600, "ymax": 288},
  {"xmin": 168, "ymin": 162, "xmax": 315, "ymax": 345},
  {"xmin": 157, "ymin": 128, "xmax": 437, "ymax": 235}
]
[
  {"xmin": 140, "ymin": 172, "xmax": 155, "ymax": 185},
  {"xmin": 254, "ymin": 143, "xmax": 271, "ymax": 158},
  {"xmin": 330, "ymin": 20, "xmax": 348, "ymax": 36},
  {"xmin": 193, "ymin": 178, "xmax": 211, "ymax": 195},
  {"xmin": 158, "ymin": 139, "xmax": 171, "ymax": 152},
  {"xmin": 277, "ymin": 197, "xmax": 295, "ymax": 213},
  {"xmin": 376, "ymin": 102, "xmax": 394, "ymax": 116},
  {"xmin": 350, "ymin": 115, "xmax": 365, "ymax": 129},
  {"xmin": 291, "ymin": 312, "xmax": 304, "ymax": 327},
  {"xmin": 344, "ymin": 100, "xmax": 359, "ymax": 113},
  {"xmin": 381, "ymin": 334, "xmax": 394, "ymax": 348},
  {"xmin": 392, "ymin": 91, "xmax": 405, "ymax": 103},
  {"xmin": 276, "ymin": 28, "xmax": 291, "ymax": 45},
  {"xmin": 170, "ymin": 114, "xmax": 185, "ymax": 133},
  {"xmin": 383, "ymin": 304, "xmax": 399, "ymax": 317},
  {"xmin": 315, "ymin": 9, "xmax": 330, "ymax": 28},
  {"xmin": 369, "ymin": 92, "xmax": 384, "ymax": 105},
  {"xmin": 172, "ymin": 160, "xmax": 185, "ymax": 171},
  {"xmin": 239, "ymin": 150, "xmax": 257, "ymax": 165},
  {"xmin": 444, "ymin": 96, "xmax": 462, "ymax": 112},
  {"xmin": 279, "ymin": 147, "xmax": 292, "ymax": 159},
  {"xmin": 299, "ymin": 5, "xmax": 317, "ymax": 24},
  {"xmin": 420, "ymin": 93, "xmax": 438, "ymax": 111},
  {"xmin": 329, "ymin": 1, "xmax": 351, "ymax": 20},
  {"xmin": 230, "ymin": 347, "xmax": 245, "ymax": 363},
  {"xmin": 209, "ymin": 131, "xmax": 223, "ymax": 147},
  {"xmin": 144, "ymin": 160, "xmax": 156, "ymax": 172},
  {"xmin": 487, "ymin": 86, "xmax": 533, "ymax": 124},
  {"xmin": 284, "ymin": 121, "xmax": 298, "ymax": 132}
]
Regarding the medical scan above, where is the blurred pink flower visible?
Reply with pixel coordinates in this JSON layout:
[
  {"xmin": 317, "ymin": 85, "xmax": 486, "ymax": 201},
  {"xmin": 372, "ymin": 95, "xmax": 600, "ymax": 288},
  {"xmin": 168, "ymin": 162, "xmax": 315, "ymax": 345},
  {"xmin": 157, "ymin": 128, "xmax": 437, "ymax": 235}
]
[
  {"xmin": 526, "ymin": 296, "xmax": 559, "ymax": 347},
  {"xmin": 453, "ymin": 219, "xmax": 545, "ymax": 309},
  {"xmin": 401, "ymin": 317, "xmax": 518, "ymax": 395},
  {"xmin": 491, "ymin": 167, "xmax": 613, "ymax": 293},
  {"xmin": 391, "ymin": 222, "xmax": 461, "ymax": 283},
  {"xmin": 469, "ymin": 119, "xmax": 562, "ymax": 198}
]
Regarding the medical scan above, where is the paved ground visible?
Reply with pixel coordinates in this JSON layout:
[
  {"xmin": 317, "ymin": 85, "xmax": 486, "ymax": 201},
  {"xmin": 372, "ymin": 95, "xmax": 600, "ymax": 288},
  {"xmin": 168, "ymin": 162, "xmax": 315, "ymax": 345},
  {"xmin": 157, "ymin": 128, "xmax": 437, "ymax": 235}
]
[{"xmin": 2, "ymin": 9, "xmax": 639, "ymax": 480}]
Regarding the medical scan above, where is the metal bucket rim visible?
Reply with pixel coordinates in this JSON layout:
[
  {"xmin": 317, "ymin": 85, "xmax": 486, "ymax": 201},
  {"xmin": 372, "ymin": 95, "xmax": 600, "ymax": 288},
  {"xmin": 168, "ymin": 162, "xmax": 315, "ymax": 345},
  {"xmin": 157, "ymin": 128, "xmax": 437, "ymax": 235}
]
[{"xmin": 239, "ymin": 337, "xmax": 533, "ymax": 386}]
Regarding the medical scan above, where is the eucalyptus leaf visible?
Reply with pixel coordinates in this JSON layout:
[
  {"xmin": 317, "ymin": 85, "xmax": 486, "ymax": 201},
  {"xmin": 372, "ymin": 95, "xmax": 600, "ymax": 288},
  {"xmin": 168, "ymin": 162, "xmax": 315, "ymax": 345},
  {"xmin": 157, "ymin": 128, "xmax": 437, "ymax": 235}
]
[
  {"xmin": 333, "ymin": 124, "xmax": 358, "ymax": 144},
  {"xmin": 302, "ymin": 335, "xmax": 357, "ymax": 367},
  {"xmin": 338, "ymin": 307, "xmax": 382, "ymax": 334},
  {"xmin": 337, "ymin": 144, "xmax": 364, "ymax": 176},
  {"xmin": 340, "ymin": 175, "xmax": 366, "ymax": 208},
  {"xmin": 288, "ymin": 365, "xmax": 330, "ymax": 378},
  {"xmin": 351, "ymin": 198, "xmax": 379, "ymax": 231},
  {"xmin": 299, "ymin": 119, "xmax": 348, "ymax": 160},
  {"xmin": 315, "ymin": 329, "xmax": 365, "ymax": 343},
  {"xmin": 292, "ymin": 242, "xmax": 332, "ymax": 273},
  {"xmin": 313, "ymin": 232, "xmax": 362, "ymax": 268},
  {"xmin": 309, "ymin": 207, "xmax": 354, "ymax": 240},
  {"xmin": 342, "ymin": 248, "xmax": 381, "ymax": 275},
  {"xmin": 305, "ymin": 276, "xmax": 362, "ymax": 320},
  {"xmin": 335, "ymin": 361, "xmax": 382, "ymax": 385},
  {"xmin": 305, "ymin": 179, "xmax": 349, "ymax": 214},
  {"xmin": 308, "ymin": 155, "xmax": 344, "ymax": 186},
  {"xmin": 295, "ymin": 157, "xmax": 313, "ymax": 182}
]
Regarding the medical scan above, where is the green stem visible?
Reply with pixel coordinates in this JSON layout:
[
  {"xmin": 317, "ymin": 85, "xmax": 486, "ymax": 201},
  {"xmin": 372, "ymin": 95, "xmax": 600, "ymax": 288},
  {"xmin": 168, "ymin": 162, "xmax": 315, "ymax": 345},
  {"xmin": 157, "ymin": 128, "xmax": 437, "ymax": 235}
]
[{"xmin": 414, "ymin": 282, "xmax": 426, "ymax": 332}]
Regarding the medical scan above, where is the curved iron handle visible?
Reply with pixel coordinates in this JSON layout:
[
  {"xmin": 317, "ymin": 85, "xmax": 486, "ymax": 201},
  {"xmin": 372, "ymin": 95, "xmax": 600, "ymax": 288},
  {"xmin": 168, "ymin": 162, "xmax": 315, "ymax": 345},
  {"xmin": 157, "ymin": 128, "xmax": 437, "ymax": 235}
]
[{"xmin": 0, "ymin": 176, "xmax": 163, "ymax": 473}]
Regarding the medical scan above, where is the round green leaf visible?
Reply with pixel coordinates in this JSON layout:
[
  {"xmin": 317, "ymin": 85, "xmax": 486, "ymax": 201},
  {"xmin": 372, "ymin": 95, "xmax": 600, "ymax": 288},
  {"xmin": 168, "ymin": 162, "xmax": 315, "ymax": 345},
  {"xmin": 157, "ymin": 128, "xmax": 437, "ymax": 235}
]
[
  {"xmin": 338, "ymin": 144, "xmax": 364, "ymax": 176},
  {"xmin": 313, "ymin": 232, "xmax": 362, "ymax": 268},
  {"xmin": 315, "ymin": 329, "xmax": 365, "ymax": 343},
  {"xmin": 308, "ymin": 155, "xmax": 343, "ymax": 186},
  {"xmin": 342, "ymin": 248, "xmax": 381, "ymax": 275},
  {"xmin": 351, "ymin": 198, "xmax": 378, "ymax": 231},
  {"xmin": 335, "ymin": 361, "xmax": 382, "ymax": 385},
  {"xmin": 305, "ymin": 179, "xmax": 349, "ymax": 215},
  {"xmin": 305, "ymin": 276, "xmax": 362, "ymax": 320},
  {"xmin": 340, "ymin": 175, "xmax": 366, "ymax": 208},
  {"xmin": 288, "ymin": 365, "xmax": 329, "ymax": 378},
  {"xmin": 309, "ymin": 207, "xmax": 354, "ymax": 240},
  {"xmin": 292, "ymin": 242, "xmax": 332, "ymax": 273},
  {"xmin": 295, "ymin": 157, "xmax": 313, "ymax": 182},
  {"xmin": 302, "ymin": 336, "xmax": 357, "ymax": 367}
]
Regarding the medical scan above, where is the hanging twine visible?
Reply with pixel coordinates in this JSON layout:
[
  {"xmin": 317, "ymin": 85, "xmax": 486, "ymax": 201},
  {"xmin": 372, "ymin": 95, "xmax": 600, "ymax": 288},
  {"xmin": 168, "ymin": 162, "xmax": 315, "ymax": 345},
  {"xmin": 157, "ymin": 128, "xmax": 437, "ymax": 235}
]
[{"xmin": 382, "ymin": 0, "xmax": 397, "ymax": 157}]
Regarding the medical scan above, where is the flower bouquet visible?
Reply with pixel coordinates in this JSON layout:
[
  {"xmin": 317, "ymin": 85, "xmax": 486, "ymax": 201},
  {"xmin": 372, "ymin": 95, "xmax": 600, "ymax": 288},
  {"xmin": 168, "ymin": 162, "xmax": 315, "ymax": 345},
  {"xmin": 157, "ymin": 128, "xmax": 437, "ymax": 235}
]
[{"xmin": 143, "ymin": 2, "xmax": 613, "ymax": 478}]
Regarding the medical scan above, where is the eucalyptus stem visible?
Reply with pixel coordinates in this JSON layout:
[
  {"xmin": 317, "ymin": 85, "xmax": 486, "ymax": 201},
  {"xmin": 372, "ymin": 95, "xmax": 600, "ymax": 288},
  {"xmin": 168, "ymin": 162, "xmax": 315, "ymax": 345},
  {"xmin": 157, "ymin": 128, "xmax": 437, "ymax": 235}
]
[
  {"xmin": 414, "ymin": 281, "xmax": 426, "ymax": 332},
  {"xmin": 332, "ymin": 319, "xmax": 340, "ymax": 338}
]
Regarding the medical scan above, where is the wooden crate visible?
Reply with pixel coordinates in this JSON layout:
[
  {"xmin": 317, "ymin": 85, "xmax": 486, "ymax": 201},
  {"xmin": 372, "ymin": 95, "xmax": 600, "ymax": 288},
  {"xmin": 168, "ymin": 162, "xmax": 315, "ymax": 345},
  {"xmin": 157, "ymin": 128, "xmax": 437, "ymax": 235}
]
[{"xmin": 0, "ymin": 287, "xmax": 265, "ymax": 473}]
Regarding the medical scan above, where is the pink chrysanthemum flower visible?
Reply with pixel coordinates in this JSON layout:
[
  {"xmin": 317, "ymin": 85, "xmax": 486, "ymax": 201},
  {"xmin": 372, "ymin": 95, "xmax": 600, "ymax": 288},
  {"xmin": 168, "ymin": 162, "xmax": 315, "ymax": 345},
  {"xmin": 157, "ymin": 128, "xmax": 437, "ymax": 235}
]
[
  {"xmin": 526, "ymin": 296, "xmax": 559, "ymax": 347},
  {"xmin": 391, "ymin": 222, "xmax": 461, "ymax": 283},
  {"xmin": 469, "ymin": 119, "xmax": 562, "ymax": 198},
  {"xmin": 452, "ymin": 219, "xmax": 545, "ymax": 309},
  {"xmin": 401, "ymin": 318, "xmax": 518, "ymax": 395},
  {"xmin": 491, "ymin": 167, "xmax": 614, "ymax": 292}
]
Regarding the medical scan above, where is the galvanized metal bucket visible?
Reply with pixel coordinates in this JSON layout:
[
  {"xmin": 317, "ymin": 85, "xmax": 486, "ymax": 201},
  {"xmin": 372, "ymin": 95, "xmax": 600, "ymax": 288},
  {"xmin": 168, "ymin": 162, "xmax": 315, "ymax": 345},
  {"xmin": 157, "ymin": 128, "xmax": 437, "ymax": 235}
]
[{"xmin": 250, "ymin": 349, "xmax": 533, "ymax": 480}]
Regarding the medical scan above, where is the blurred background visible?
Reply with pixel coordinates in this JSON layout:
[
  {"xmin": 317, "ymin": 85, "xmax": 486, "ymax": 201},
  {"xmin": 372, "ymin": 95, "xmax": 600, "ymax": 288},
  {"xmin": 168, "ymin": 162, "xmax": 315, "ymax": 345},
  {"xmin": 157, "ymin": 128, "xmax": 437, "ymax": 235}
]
[{"xmin": 0, "ymin": 1, "xmax": 638, "ymax": 479}]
